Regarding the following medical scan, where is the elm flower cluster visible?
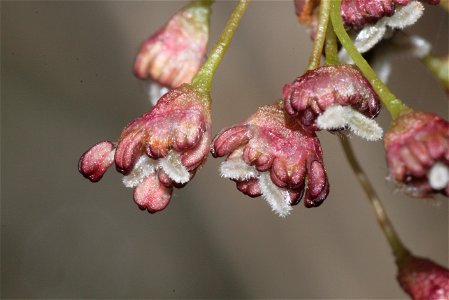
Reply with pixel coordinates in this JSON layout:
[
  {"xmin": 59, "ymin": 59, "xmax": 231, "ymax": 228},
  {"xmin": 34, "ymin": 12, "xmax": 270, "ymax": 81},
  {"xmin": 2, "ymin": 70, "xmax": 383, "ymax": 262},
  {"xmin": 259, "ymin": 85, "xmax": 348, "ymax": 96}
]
[
  {"xmin": 79, "ymin": 84, "xmax": 211, "ymax": 213},
  {"xmin": 133, "ymin": 1, "xmax": 211, "ymax": 104},
  {"xmin": 384, "ymin": 112, "xmax": 449, "ymax": 197},
  {"xmin": 283, "ymin": 65, "xmax": 382, "ymax": 140},
  {"xmin": 212, "ymin": 102, "xmax": 329, "ymax": 217}
]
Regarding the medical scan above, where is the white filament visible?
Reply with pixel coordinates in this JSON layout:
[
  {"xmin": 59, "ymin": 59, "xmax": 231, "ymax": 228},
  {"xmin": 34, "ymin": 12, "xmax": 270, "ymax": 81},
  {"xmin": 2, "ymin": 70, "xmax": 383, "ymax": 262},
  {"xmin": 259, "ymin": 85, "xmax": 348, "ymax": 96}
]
[
  {"xmin": 159, "ymin": 151, "xmax": 190, "ymax": 184},
  {"xmin": 317, "ymin": 105, "xmax": 383, "ymax": 141},
  {"xmin": 122, "ymin": 155, "xmax": 158, "ymax": 188},
  {"xmin": 259, "ymin": 172, "xmax": 292, "ymax": 218},
  {"xmin": 220, "ymin": 158, "xmax": 258, "ymax": 181},
  {"xmin": 384, "ymin": 1, "xmax": 424, "ymax": 30}
]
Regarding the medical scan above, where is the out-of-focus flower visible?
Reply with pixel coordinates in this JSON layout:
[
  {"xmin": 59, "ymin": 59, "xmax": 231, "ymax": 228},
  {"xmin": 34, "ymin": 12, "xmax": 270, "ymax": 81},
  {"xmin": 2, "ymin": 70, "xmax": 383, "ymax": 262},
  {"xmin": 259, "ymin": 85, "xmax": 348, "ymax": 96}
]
[
  {"xmin": 134, "ymin": 1, "xmax": 211, "ymax": 104},
  {"xmin": 367, "ymin": 33, "xmax": 431, "ymax": 83},
  {"xmin": 384, "ymin": 112, "xmax": 449, "ymax": 197},
  {"xmin": 397, "ymin": 254, "xmax": 449, "ymax": 300},
  {"xmin": 211, "ymin": 102, "xmax": 329, "ymax": 217},
  {"xmin": 294, "ymin": 0, "xmax": 320, "ymax": 24},
  {"xmin": 423, "ymin": 53, "xmax": 449, "ymax": 96},
  {"xmin": 283, "ymin": 65, "xmax": 382, "ymax": 140},
  {"xmin": 79, "ymin": 84, "xmax": 212, "ymax": 213}
]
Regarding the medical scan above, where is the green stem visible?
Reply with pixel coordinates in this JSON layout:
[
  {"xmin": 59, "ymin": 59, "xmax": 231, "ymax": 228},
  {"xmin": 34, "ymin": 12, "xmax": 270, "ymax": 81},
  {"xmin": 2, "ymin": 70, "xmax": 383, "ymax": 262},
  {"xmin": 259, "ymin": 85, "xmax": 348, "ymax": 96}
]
[
  {"xmin": 339, "ymin": 136, "xmax": 409, "ymax": 261},
  {"xmin": 306, "ymin": 0, "xmax": 331, "ymax": 70},
  {"xmin": 189, "ymin": 0, "xmax": 214, "ymax": 8},
  {"xmin": 422, "ymin": 54, "xmax": 449, "ymax": 91},
  {"xmin": 324, "ymin": 20, "xmax": 339, "ymax": 65},
  {"xmin": 330, "ymin": 0, "xmax": 412, "ymax": 119},
  {"xmin": 192, "ymin": 0, "xmax": 250, "ymax": 93}
]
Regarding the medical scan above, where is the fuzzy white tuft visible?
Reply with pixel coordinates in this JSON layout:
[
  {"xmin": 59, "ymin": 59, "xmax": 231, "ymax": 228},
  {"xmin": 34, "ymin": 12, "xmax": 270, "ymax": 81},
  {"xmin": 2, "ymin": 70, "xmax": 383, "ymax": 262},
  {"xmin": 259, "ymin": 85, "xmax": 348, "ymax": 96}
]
[
  {"xmin": 347, "ymin": 111, "xmax": 383, "ymax": 141},
  {"xmin": 317, "ymin": 105, "xmax": 383, "ymax": 141},
  {"xmin": 385, "ymin": 1, "xmax": 424, "ymax": 30},
  {"xmin": 259, "ymin": 172, "xmax": 292, "ymax": 218},
  {"xmin": 428, "ymin": 162, "xmax": 449, "ymax": 190},
  {"xmin": 159, "ymin": 151, "xmax": 190, "ymax": 184},
  {"xmin": 316, "ymin": 105, "xmax": 352, "ymax": 130},
  {"xmin": 122, "ymin": 155, "xmax": 158, "ymax": 188},
  {"xmin": 341, "ymin": 1, "xmax": 424, "ymax": 56},
  {"xmin": 220, "ymin": 158, "xmax": 258, "ymax": 181},
  {"xmin": 354, "ymin": 22, "xmax": 387, "ymax": 53}
]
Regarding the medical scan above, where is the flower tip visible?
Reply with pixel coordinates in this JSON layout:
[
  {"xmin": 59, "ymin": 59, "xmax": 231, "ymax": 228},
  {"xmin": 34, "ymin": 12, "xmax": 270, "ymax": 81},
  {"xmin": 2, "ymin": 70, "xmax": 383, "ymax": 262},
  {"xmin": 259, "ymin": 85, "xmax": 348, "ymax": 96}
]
[
  {"xmin": 133, "ymin": 174, "xmax": 172, "ymax": 213},
  {"xmin": 78, "ymin": 141, "xmax": 115, "ymax": 182}
]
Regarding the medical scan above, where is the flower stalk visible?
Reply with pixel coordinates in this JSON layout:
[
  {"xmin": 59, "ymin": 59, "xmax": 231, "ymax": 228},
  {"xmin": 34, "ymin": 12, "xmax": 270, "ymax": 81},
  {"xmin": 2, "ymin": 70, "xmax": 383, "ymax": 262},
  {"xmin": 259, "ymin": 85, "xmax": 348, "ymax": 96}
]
[
  {"xmin": 192, "ymin": 0, "xmax": 250, "ymax": 93},
  {"xmin": 330, "ymin": 0, "xmax": 412, "ymax": 119},
  {"xmin": 324, "ymin": 20, "xmax": 339, "ymax": 66},
  {"xmin": 339, "ymin": 136, "xmax": 409, "ymax": 261},
  {"xmin": 307, "ymin": 0, "xmax": 332, "ymax": 70}
]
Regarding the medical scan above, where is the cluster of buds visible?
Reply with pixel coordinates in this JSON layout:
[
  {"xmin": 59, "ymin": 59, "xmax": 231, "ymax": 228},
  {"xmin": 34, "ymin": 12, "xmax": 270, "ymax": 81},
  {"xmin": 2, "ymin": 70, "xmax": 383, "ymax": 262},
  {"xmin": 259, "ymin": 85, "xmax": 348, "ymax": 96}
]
[
  {"xmin": 80, "ymin": 85, "xmax": 211, "ymax": 213},
  {"xmin": 384, "ymin": 112, "xmax": 449, "ymax": 197},
  {"xmin": 283, "ymin": 65, "xmax": 382, "ymax": 140},
  {"xmin": 212, "ymin": 102, "xmax": 329, "ymax": 216},
  {"xmin": 78, "ymin": 0, "xmax": 449, "ymax": 297}
]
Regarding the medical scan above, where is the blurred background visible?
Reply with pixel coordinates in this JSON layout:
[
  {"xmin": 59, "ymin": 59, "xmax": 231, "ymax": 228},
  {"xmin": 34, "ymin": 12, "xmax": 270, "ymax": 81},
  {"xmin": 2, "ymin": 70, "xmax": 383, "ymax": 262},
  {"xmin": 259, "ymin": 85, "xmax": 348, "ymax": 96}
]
[{"xmin": 2, "ymin": 1, "xmax": 448, "ymax": 298}]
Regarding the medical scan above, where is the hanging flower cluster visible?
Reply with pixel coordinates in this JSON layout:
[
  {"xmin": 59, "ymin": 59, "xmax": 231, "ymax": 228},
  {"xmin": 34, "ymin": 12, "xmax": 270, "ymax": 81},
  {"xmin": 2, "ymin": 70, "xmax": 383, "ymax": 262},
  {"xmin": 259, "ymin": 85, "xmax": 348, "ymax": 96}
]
[
  {"xmin": 78, "ymin": 0, "xmax": 449, "ymax": 297},
  {"xmin": 212, "ymin": 102, "xmax": 329, "ymax": 216}
]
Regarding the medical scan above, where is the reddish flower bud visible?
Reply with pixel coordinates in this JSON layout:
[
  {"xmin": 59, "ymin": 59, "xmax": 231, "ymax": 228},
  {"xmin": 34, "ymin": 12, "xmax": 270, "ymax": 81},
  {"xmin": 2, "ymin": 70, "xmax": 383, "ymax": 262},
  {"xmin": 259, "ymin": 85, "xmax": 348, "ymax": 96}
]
[
  {"xmin": 294, "ymin": 0, "xmax": 320, "ymax": 24},
  {"xmin": 78, "ymin": 141, "xmax": 115, "ymax": 182},
  {"xmin": 283, "ymin": 65, "xmax": 381, "ymax": 135},
  {"xmin": 338, "ymin": 0, "xmax": 440, "ymax": 56},
  {"xmin": 397, "ymin": 255, "xmax": 449, "ymax": 300},
  {"xmin": 134, "ymin": 172, "xmax": 173, "ymax": 213},
  {"xmin": 212, "ymin": 102, "xmax": 329, "ymax": 217},
  {"xmin": 384, "ymin": 112, "xmax": 449, "ymax": 197},
  {"xmin": 133, "ymin": 2, "xmax": 210, "ymax": 88},
  {"xmin": 341, "ymin": 0, "xmax": 410, "ymax": 29},
  {"xmin": 79, "ymin": 84, "xmax": 211, "ymax": 213}
]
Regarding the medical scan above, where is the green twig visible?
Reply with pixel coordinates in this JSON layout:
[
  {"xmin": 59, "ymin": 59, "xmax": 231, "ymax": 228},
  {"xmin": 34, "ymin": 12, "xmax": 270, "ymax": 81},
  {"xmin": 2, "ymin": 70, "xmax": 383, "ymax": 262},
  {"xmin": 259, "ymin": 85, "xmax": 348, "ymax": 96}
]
[
  {"xmin": 307, "ymin": 0, "xmax": 331, "ymax": 70},
  {"xmin": 324, "ymin": 20, "xmax": 339, "ymax": 65},
  {"xmin": 192, "ymin": 0, "xmax": 250, "ymax": 93},
  {"xmin": 330, "ymin": 0, "xmax": 412, "ymax": 119},
  {"xmin": 339, "ymin": 136, "xmax": 409, "ymax": 261}
]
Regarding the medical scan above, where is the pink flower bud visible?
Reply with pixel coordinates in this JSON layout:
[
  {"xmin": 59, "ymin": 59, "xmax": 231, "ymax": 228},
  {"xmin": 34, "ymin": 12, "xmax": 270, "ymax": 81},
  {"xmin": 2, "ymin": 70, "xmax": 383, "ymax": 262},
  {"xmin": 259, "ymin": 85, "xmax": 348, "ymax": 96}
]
[
  {"xmin": 78, "ymin": 141, "xmax": 115, "ymax": 182},
  {"xmin": 134, "ymin": 172, "xmax": 172, "ymax": 213},
  {"xmin": 79, "ymin": 84, "xmax": 211, "ymax": 213},
  {"xmin": 384, "ymin": 112, "xmax": 449, "ymax": 197},
  {"xmin": 397, "ymin": 255, "xmax": 449, "ymax": 300},
  {"xmin": 133, "ymin": 2, "xmax": 210, "ymax": 88},
  {"xmin": 212, "ymin": 102, "xmax": 329, "ymax": 216},
  {"xmin": 283, "ymin": 65, "xmax": 380, "ymax": 131},
  {"xmin": 341, "ymin": 0, "xmax": 408, "ymax": 29},
  {"xmin": 341, "ymin": 0, "xmax": 439, "ymax": 29}
]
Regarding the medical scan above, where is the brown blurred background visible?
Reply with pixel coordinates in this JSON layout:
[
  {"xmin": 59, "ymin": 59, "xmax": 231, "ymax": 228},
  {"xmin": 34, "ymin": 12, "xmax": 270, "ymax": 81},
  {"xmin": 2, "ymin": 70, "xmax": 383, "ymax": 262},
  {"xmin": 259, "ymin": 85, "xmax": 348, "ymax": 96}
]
[{"xmin": 2, "ymin": 1, "xmax": 448, "ymax": 298}]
